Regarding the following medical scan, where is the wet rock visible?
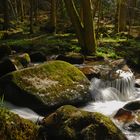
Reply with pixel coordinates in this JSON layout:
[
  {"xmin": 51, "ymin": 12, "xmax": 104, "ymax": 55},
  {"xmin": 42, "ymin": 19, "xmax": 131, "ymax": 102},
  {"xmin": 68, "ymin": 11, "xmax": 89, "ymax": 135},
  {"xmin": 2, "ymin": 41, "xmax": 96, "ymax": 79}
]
[
  {"xmin": 79, "ymin": 66, "xmax": 100, "ymax": 80},
  {"xmin": 114, "ymin": 101, "xmax": 140, "ymax": 132},
  {"xmin": 135, "ymin": 79, "xmax": 140, "ymax": 88},
  {"xmin": 56, "ymin": 54, "xmax": 84, "ymax": 64},
  {"xmin": 114, "ymin": 108, "xmax": 135, "ymax": 123},
  {"xmin": 101, "ymin": 59, "xmax": 132, "ymax": 81},
  {"xmin": 123, "ymin": 122, "xmax": 140, "ymax": 132},
  {"xmin": 123, "ymin": 100, "xmax": 140, "ymax": 111},
  {"xmin": 41, "ymin": 105, "xmax": 127, "ymax": 140},
  {"xmin": 85, "ymin": 55, "xmax": 104, "ymax": 61},
  {"xmin": 107, "ymin": 59, "xmax": 126, "ymax": 69},
  {"xmin": 0, "ymin": 61, "xmax": 91, "ymax": 115},
  {"xmin": 0, "ymin": 107, "xmax": 39, "ymax": 140},
  {"xmin": 30, "ymin": 51, "xmax": 46, "ymax": 62}
]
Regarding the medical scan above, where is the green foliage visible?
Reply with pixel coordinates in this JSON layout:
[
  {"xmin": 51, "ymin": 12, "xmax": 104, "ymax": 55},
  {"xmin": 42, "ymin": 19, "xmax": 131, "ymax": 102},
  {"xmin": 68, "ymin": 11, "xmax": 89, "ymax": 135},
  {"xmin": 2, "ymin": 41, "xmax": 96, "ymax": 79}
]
[{"xmin": 7, "ymin": 39, "xmax": 32, "ymax": 46}]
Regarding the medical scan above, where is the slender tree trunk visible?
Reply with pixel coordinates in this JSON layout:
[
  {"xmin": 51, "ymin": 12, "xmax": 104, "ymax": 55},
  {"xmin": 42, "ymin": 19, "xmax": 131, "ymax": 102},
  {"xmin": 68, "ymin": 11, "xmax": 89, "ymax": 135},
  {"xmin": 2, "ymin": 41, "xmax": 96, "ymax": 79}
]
[
  {"xmin": 34, "ymin": 0, "xmax": 39, "ymax": 23},
  {"xmin": 81, "ymin": 0, "xmax": 97, "ymax": 54},
  {"xmin": 80, "ymin": 5, "xmax": 83, "ymax": 22},
  {"xmin": 3, "ymin": 0, "xmax": 10, "ymax": 30},
  {"xmin": 64, "ymin": 0, "xmax": 97, "ymax": 55},
  {"xmin": 29, "ymin": 0, "xmax": 34, "ymax": 33},
  {"xmin": 50, "ymin": 0, "xmax": 57, "ymax": 34},
  {"xmin": 97, "ymin": 0, "xmax": 101, "ymax": 37},
  {"xmin": 115, "ymin": 0, "xmax": 119, "ymax": 32},
  {"xmin": 64, "ymin": 0, "xmax": 85, "ymax": 51},
  {"xmin": 14, "ymin": 0, "xmax": 18, "ymax": 17},
  {"xmin": 118, "ymin": 0, "xmax": 127, "ymax": 32},
  {"xmin": 92, "ymin": 0, "xmax": 100, "ymax": 19},
  {"xmin": 19, "ymin": 0, "xmax": 24, "ymax": 21},
  {"xmin": 8, "ymin": 0, "xmax": 17, "ymax": 20}
]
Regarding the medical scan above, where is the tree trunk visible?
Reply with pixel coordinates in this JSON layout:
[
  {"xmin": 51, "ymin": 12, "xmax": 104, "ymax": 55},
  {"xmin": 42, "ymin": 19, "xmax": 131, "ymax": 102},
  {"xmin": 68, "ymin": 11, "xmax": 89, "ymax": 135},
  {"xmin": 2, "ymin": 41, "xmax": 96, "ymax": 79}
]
[
  {"xmin": 50, "ymin": 0, "xmax": 57, "ymax": 34},
  {"xmin": 19, "ymin": 0, "xmax": 24, "ymax": 21},
  {"xmin": 92, "ymin": 0, "xmax": 100, "ymax": 19},
  {"xmin": 64, "ymin": 0, "xmax": 97, "ymax": 55},
  {"xmin": 34, "ymin": 0, "xmax": 39, "ymax": 23},
  {"xmin": 3, "ymin": 0, "xmax": 10, "ymax": 30},
  {"xmin": 64, "ymin": 0, "xmax": 85, "ymax": 51},
  {"xmin": 29, "ymin": 0, "xmax": 34, "ymax": 33},
  {"xmin": 81, "ymin": 0, "xmax": 97, "ymax": 54},
  {"xmin": 118, "ymin": 0, "xmax": 127, "ymax": 32}
]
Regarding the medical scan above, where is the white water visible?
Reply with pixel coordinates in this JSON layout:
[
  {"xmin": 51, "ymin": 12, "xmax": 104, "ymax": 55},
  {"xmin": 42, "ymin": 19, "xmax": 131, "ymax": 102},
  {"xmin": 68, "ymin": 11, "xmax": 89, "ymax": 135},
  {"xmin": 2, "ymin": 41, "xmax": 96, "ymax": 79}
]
[
  {"xmin": 81, "ymin": 69, "xmax": 140, "ymax": 140},
  {"xmin": 2, "ymin": 68, "xmax": 140, "ymax": 139},
  {"xmin": 3, "ymin": 102, "xmax": 43, "ymax": 123}
]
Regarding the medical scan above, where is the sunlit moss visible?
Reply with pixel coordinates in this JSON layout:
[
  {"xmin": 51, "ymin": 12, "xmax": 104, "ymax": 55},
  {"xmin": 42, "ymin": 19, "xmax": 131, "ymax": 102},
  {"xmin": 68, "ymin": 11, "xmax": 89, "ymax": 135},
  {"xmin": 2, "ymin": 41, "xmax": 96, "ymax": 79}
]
[
  {"xmin": 0, "ymin": 61, "xmax": 90, "ymax": 110},
  {"xmin": 42, "ymin": 105, "xmax": 127, "ymax": 140},
  {"xmin": 0, "ymin": 107, "xmax": 39, "ymax": 140}
]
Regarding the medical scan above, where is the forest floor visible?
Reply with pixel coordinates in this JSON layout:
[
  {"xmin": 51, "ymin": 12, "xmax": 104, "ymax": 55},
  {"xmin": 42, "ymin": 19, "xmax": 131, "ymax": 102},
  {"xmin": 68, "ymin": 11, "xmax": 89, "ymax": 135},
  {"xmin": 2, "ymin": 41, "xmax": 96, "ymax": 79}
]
[{"xmin": 0, "ymin": 19, "xmax": 140, "ymax": 70}]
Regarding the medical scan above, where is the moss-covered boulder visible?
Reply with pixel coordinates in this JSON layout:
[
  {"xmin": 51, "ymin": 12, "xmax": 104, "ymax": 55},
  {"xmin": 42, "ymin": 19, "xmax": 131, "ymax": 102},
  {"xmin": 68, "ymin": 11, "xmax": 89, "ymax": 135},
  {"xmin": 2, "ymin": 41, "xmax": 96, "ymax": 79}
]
[
  {"xmin": 0, "ymin": 107, "xmax": 39, "ymax": 140},
  {"xmin": 41, "ymin": 105, "xmax": 127, "ymax": 140},
  {"xmin": 0, "ymin": 61, "xmax": 91, "ymax": 114}
]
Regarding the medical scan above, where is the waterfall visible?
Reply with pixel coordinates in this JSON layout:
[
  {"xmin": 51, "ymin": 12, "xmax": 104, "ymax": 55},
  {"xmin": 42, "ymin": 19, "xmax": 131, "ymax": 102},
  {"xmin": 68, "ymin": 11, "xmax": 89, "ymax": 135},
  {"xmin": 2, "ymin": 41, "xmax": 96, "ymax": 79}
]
[
  {"xmin": 82, "ymin": 67, "xmax": 140, "ymax": 140},
  {"xmin": 90, "ymin": 69, "xmax": 136, "ymax": 101}
]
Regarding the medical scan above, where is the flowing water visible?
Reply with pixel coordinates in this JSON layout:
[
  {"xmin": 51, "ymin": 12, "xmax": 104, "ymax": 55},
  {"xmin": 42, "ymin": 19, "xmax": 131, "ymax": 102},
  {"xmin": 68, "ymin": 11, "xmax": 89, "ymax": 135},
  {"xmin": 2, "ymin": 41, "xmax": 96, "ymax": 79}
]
[
  {"xmin": 81, "ymin": 69, "xmax": 140, "ymax": 140},
  {"xmin": 3, "ymin": 101, "xmax": 43, "ymax": 123},
  {"xmin": 3, "ymin": 67, "xmax": 140, "ymax": 139}
]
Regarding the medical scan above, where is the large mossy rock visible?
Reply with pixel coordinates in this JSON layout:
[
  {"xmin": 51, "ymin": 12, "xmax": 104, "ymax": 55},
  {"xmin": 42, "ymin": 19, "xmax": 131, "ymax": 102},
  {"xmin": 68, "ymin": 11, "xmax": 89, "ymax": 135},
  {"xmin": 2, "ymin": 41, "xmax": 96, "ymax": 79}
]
[
  {"xmin": 41, "ymin": 105, "xmax": 127, "ymax": 140},
  {"xmin": 0, "ymin": 61, "xmax": 91, "ymax": 114},
  {"xmin": 0, "ymin": 107, "xmax": 38, "ymax": 140}
]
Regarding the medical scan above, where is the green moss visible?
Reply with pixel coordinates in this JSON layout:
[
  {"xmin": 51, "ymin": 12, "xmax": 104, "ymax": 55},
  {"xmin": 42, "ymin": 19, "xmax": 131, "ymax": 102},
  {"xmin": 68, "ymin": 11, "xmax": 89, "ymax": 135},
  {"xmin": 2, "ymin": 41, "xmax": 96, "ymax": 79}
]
[
  {"xmin": 0, "ymin": 61, "xmax": 90, "ymax": 112},
  {"xmin": 15, "ymin": 53, "xmax": 31, "ymax": 67},
  {"xmin": 0, "ymin": 107, "xmax": 39, "ymax": 140},
  {"xmin": 1, "ymin": 39, "xmax": 31, "ymax": 47},
  {"xmin": 42, "ymin": 105, "xmax": 127, "ymax": 140}
]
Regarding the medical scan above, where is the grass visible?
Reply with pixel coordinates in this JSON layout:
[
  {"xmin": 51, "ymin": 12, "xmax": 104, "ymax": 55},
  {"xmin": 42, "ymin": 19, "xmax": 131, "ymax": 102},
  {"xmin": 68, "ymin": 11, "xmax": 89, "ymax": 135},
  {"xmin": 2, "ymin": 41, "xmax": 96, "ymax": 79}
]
[{"xmin": 0, "ymin": 30, "xmax": 140, "ymax": 60}]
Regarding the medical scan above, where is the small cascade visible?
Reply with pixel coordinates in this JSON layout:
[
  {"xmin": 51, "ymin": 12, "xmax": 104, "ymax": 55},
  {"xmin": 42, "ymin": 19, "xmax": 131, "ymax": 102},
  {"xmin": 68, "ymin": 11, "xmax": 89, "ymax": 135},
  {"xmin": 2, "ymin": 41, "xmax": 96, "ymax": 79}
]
[
  {"xmin": 90, "ymin": 69, "xmax": 136, "ymax": 101},
  {"xmin": 81, "ymin": 64, "xmax": 140, "ymax": 140}
]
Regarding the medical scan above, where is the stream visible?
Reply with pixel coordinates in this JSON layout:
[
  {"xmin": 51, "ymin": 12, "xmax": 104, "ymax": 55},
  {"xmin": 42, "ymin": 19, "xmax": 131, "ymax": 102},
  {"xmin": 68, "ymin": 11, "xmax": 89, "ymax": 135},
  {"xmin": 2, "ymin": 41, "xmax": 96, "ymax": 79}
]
[
  {"xmin": 81, "ymin": 70, "xmax": 140, "ymax": 140},
  {"xmin": 3, "ymin": 67, "xmax": 140, "ymax": 140}
]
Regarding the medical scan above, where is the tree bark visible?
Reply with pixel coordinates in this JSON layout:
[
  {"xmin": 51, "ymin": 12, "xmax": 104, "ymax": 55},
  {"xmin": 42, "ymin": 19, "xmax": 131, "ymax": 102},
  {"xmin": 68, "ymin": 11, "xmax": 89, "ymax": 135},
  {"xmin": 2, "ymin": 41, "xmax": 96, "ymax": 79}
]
[
  {"xmin": 118, "ymin": 0, "xmax": 127, "ymax": 32},
  {"xmin": 19, "ymin": 0, "xmax": 24, "ymax": 21},
  {"xmin": 81, "ymin": 0, "xmax": 97, "ymax": 54},
  {"xmin": 50, "ymin": 0, "xmax": 57, "ymax": 34},
  {"xmin": 3, "ymin": 0, "xmax": 10, "ymax": 30},
  {"xmin": 64, "ymin": 0, "xmax": 85, "ymax": 51},
  {"xmin": 29, "ymin": 0, "xmax": 34, "ymax": 33}
]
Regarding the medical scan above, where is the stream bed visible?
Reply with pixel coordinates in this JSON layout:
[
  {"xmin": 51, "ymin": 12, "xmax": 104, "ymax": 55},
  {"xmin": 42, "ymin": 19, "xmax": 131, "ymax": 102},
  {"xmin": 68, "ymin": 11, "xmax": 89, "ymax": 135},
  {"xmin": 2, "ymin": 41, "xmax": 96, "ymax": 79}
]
[{"xmin": 3, "ymin": 66, "xmax": 140, "ymax": 140}]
